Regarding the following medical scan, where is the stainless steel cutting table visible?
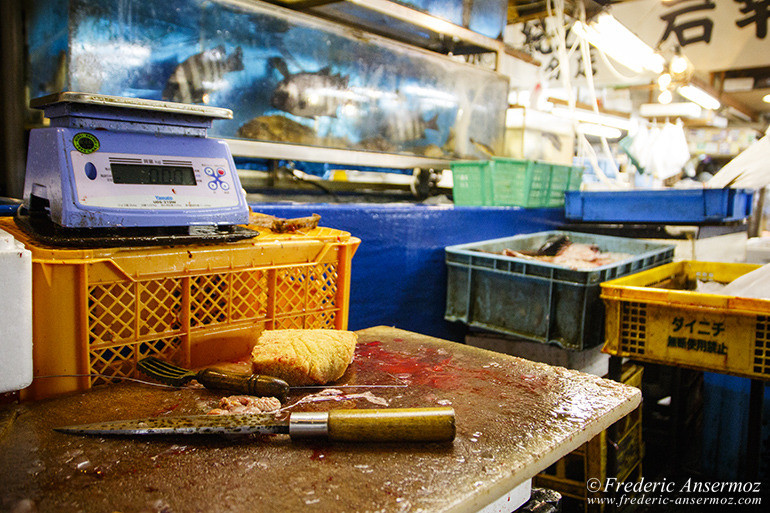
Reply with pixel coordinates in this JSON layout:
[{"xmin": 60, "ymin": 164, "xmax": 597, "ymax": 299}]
[{"xmin": 0, "ymin": 326, "xmax": 640, "ymax": 512}]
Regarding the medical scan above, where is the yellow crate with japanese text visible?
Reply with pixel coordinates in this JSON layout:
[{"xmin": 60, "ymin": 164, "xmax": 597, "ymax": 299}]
[{"xmin": 601, "ymin": 261, "xmax": 770, "ymax": 380}]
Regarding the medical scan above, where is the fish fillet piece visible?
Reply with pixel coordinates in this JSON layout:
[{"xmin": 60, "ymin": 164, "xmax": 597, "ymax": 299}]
[{"xmin": 251, "ymin": 329, "xmax": 358, "ymax": 386}]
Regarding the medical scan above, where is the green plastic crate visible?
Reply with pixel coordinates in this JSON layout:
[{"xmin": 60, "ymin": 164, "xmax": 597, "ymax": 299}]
[
  {"xmin": 545, "ymin": 164, "xmax": 583, "ymax": 207},
  {"xmin": 568, "ymin": 165, "xmax": 584, "ymax": 191},
  {"xmin": 451, "ymin": 158, "xmax": 555, "ymax": 207},
  {"xmin": 451, "ymin": 161, "xmax": 490, "ymax": 206}
]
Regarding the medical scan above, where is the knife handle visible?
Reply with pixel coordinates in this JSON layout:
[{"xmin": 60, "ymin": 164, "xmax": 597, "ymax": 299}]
[
  {"xmin": 313, "ymin": 407, "xmax": 455, "ymax": 443},
  {"xmin": 196, "ymin": 368, "xmax": 290, "ymax": 398}
]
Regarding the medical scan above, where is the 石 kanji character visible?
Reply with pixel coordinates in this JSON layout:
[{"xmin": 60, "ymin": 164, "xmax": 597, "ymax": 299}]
[
  {"xmin": 735, "ymin": 0, "xmax": 769, "ymax": 39},
  {"xmin": 659, "ymin": 0, "xmax": 716, "ymax": 46}
]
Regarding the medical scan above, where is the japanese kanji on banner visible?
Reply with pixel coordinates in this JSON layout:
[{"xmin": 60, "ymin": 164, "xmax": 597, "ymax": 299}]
[
  {"xmin": 611, "ymin": 0, "xmax": 769, "ymax": 72},
  {"xmin": 504, "ymin": 18, "xmax": 650, "ymax": 88}
]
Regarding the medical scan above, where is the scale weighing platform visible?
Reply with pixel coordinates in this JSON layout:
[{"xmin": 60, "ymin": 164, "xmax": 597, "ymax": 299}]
[{"xmin": 16, "ymin": 92, "xmax": 256, "ymax": 247}]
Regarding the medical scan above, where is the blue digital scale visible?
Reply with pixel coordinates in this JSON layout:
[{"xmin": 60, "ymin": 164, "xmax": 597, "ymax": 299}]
[{"xmin": 17, "ymin": 92, "xmax": 256, "ymax": 247}]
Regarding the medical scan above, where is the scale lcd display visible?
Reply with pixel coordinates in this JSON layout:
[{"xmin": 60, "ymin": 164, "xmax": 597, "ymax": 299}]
[{"xmin": 111, "ymin": 163, "xmax": 197, "ymax": 186}]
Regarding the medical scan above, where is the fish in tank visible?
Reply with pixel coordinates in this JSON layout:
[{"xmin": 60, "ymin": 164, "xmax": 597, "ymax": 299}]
[
  {"xmin": 269, "ymin": 57, "xmax": 350, "ymax": 119},
  {"xmin": 25, "ymin": 0, "xmax": 508, "ymax": 160},
  {"xmin": 164, "ymin": 45, "xmax": 244, "ymax": 104}
]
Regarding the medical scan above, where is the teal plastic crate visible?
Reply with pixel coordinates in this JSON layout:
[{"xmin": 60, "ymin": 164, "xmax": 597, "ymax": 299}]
[
  {"xmin": 547, "ymin": 164, "xmax": 583, "ymax": 207},
  {"xmin": 492, "ymin": 159, "xmax": 550, "ymax": 207},
  {"xmin": 444, "ymin": 231, "xmax": 675, "ymax": 350},
  {"xmin": 451, "ymin": 160, "xmax": 491, "ymax": 205},
  {"xmin": 452, "ymin": 158, "xmax": 567, "ymax": 207}
]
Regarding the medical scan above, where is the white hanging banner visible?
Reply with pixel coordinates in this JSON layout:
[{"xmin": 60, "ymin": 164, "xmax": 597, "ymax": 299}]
[
  {"xmin": 504, "ymin": 19, "xmax": 654, "ymax": 88},
  {"xmin": 610, "ymin": 0, "xmax": 770, "ymax": 72}
]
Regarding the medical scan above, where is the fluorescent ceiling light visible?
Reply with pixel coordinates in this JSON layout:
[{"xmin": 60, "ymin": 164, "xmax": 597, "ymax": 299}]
[
  {"xmin": 573, "ymin": 14, "xmax": 664, "ymax": 74},
  {"xmin": 727, "ymin": 106, "xmax": 753, "ymax": 121},
  {"xmin": 678, "ymin": 85, "xmax": 721, "ymax": 110},
  {"xmin": 576, "ymin": 123, "xmax": 622, "ymax": 139},
  {"xmin": 551, "ymin": 106, "xmax": 633, "ymax": 131},
  {"xmin": 639, "ymin": 102, "xmax": 702, "ymax": 119},
  {"xmin": 763, "ymin": 93, "xmax": 770, "ymax": 104},
  {"xmin": 505, "ymin": 108, "xmax": 574, "ymax": 135},
  {"xmin": 723, "ymin": 77, "xmax": 754, "ymax": 93}
]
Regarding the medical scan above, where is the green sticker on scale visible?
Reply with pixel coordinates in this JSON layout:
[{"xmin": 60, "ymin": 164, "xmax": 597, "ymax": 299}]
[{"xmin": 73, "ymin": 132, "xmax": 100, "ymax": 154}]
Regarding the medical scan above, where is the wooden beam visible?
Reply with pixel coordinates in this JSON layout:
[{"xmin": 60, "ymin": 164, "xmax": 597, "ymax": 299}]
[{"xmin": 504, "ymin": 44, "xmax": 541, "ymax": 66}]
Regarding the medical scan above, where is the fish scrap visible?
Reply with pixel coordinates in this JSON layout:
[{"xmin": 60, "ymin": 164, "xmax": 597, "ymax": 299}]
[
  {"xmin": 207, "ymin": 395, "xmax": 282, "ymax": 415},
  {"xmin": 282, "ymin": 389, "xmax": 389, "ymax": 411},
  {"xmin": 480, "ymin": 235, "xmax": 632, "ymax": 270},
  {"xmin": 249, "ymin": 213, "xmax": 321, "ymax": 233}
]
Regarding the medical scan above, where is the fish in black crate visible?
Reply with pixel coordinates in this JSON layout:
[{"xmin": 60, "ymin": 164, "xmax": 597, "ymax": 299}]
[
  {"xmin": 164, "ymin": 45, "xmax": 244, "ymax": 104},
  {"xmin": 269, "ymin": 57, "xmax": 350, "ymax": 118}
]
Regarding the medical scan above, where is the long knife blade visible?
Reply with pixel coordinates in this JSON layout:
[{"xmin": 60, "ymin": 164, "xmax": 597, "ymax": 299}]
[
  {"xmin": 55, "ymin": 414, "xmax": 287, "ymax": 436},
  {"xmin": 55, "ymin": 407, "xmax": 456, "ymax": 442}
]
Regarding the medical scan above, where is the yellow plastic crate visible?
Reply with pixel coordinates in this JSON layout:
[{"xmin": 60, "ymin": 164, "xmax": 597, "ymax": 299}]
[
  {"xmin": 601, "ymin": 261, "xmax": 770, "ymax": 380},
  {"xmin": 0, "ymin": 217, "xmax": 359, "ymax": 400}
]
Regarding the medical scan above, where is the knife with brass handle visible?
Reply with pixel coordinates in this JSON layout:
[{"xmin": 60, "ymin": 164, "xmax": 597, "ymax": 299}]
[{"xmin": 55, "ymin": 407, "xmax": 456, "ymax": 443}]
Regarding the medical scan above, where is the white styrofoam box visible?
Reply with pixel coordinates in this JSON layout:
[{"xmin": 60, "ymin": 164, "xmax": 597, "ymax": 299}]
[
  {"xmin": 0, "ymin": 229, "xmax": 32, "ymax": 393},
  {"xmin": 465, "ymin": 334, "xmax": 610, "ymax": 377},
  {"xmin": 645, "ymin": 231, "xmax": 748, "ymax": 263},
  {"xmin": 746, "ymin": 237, "xmax": 770, "ymax": 264}
]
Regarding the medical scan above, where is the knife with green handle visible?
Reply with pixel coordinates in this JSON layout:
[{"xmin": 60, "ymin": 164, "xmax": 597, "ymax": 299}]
[{"xmin": 55, "ymin": 407, "xmax": 456, "ymax": 443}]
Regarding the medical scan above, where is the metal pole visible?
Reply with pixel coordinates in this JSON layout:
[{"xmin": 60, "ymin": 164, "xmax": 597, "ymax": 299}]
[
  {"xmin": 748, "ymin": 187, "xmax": 765, "ymax": 238},
  {"xmin": 0, "ymin": 0, "xmax": 27, "ymax": 198}
]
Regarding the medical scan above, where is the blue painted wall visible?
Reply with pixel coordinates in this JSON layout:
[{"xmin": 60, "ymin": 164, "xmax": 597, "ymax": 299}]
[{"xmin": 251, "ymin": 203, "xmax": 566, "ymax": 341}]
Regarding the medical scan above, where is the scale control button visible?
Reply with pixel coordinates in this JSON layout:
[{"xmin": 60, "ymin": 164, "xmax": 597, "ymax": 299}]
[
  {"xmin": 84, "ymin": 162, "xmax": 97, "ymax": 180},
  {"xmin": 217, "ymin": 168, "xmax": 226, "ymax": 176},
  {"xmin": 220, "ymin": 181, "xmax": 230, "ymax": 191},
  {"xmin": 204, "ymin": 167, "xmax": 215, "ymax": 176},
  {"xmin": 208, "ymin": 180, "xmax": 218, "ymax": 191}
]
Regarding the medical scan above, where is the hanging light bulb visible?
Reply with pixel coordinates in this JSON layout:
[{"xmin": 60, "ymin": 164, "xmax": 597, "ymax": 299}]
[
  {"xmin": 658, "ymin": 89, "xmax": 673, "ymax": 105},
  {"xmin": 658, "ymin": 73, "xmax": 672, "ymax": 90},
  {"xmin": 671, "ymin": 55, "xmax": 689, "ymax": 75}
]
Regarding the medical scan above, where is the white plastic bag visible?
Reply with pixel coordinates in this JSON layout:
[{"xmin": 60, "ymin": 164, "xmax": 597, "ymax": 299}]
[
  {"xmin": 720, "ymin": 263, "xmax": 770, "ymax": 300},
  {"xmin": 707, "ymin": 135, "xmax": 770, "ymax": 188}
]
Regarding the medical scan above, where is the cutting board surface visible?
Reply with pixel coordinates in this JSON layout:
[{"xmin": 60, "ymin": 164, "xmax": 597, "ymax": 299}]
[{"xmin": 0, "ymin": 327, "xmax": 640, "ymax": 512}]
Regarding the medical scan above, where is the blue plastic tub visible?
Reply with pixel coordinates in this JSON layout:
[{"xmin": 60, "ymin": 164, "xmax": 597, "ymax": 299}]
[
  {"xmin": 564, "ymin": 188, "xmax": 754, "ymax": 223},
  {"xmin": 444, "ymin": 231, "xmax": 675, "ymax": 350}
]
